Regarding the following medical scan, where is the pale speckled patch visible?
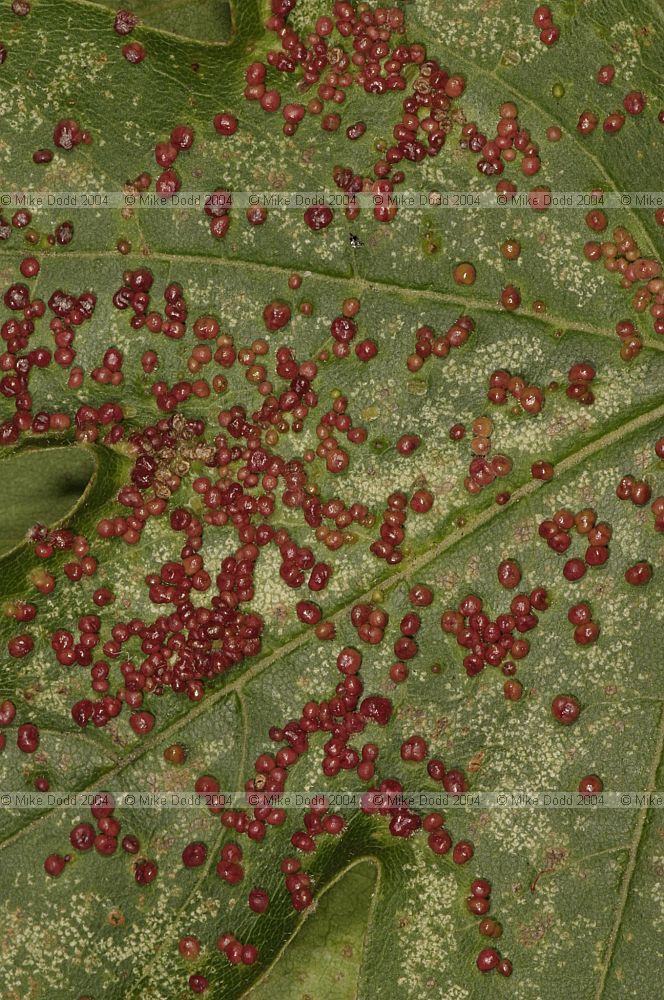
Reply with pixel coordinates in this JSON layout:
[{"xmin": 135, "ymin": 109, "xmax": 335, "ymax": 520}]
[
  {"xmin": 607, "ymin": 18, "xmax": 647, "ymax": 79},
  {"xmin": 391, "ymin": 851, "xmax": 467, "ymax": 998},
  {"xmin": 419, "ymin": 1, "xmax": 539, "ymax": 68}
]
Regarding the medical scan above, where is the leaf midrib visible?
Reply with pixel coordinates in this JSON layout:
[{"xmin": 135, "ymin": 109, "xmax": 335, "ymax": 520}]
[{"xmin": 0, "ymin": 248, "xmax": 661, "ymax": 355}]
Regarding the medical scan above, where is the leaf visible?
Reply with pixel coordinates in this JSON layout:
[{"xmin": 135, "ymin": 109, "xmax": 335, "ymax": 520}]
[
  {"xmin": 0, "ymin": 1, "xmax": 662, "ymax": 998},
  {"xmin": 0, "ymin": 446, "xmax": 94, "ymax": 556}
]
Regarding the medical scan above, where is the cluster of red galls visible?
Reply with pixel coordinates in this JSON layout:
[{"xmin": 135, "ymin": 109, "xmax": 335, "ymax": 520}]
[
  {"xmin": 369, "ymin": 488, "xmax": 432, "ymax": 566},
  {"xmin": 113, "ymin": 8, "xmax": 145, "ymax": 63},
  {"xmin": 441, "ymin": 589, "xmax": 549, "ymax": 678},
  {"xmin": 461, "ymin": 99, "xmax": 547, "ymax": 188},
  {"xmin": 44, "ymin": 791, "xmax": 148, "ymax": 883},
  {"xmin": 29, "ymin": 117, "xmax": 91, "ymax": 166},
  {"xmin": 0, "ymin": 278, "xmax": 107, "ymax": 445},
  {"xmin": 468, "ymin": 878, "xmax": 513, "ymax": 976},
  {"xmin": 532, "ymin": 4, "xmax": 560, "ymax": 46},
  {"xmin": 539, "ymin": 506, "xmax": 611, "ymax": 582},
  {"xmin": 583, "ymin": 216, "xmax": 664, "ymax": 342},
  {"xmin": 407, "ymin": 314, "xmax": 475, "ymax": 373},
  {"xmin": 488, "ymin": 368, "xmax": 545, "ymax": 415},
  {"xmin": 578, "ymin": 71, "xmax": 647, "ymax": 137},
  {"xmin": 248, "ymin": 1, "xmax": 466, "ymax": 227}
]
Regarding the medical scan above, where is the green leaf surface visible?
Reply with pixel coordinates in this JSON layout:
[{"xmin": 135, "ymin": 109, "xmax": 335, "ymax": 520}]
[
  {"xmin": 0, "ymin": 446, "xmax": 94, "ymax": 555},
  {"xmin": 0, "ymin": 1, "xmax": 662, "ymax": 999}
]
